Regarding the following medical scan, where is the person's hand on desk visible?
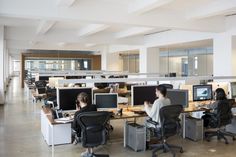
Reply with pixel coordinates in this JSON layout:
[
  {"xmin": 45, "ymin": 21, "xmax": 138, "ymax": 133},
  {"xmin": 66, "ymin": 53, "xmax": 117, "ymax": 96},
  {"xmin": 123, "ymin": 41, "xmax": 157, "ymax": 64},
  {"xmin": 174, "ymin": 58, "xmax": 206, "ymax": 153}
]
[{"xmin": 144, "ymin": 101, "xmax": 151, "ymax": 107}]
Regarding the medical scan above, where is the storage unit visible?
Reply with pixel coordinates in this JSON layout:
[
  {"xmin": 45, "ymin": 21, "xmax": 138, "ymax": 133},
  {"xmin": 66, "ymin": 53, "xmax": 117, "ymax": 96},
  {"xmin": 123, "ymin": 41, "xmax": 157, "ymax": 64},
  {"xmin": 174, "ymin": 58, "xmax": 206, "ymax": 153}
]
[
  {"xmin": 185, "ymin": 116, "xmax": 204, "ymax": 141},
  {"xmin": 226, "ymin": 116, "xmax": 236, "ymax": 134},
  {"xmin": 41, "ymin": 110, "xmax": 72, "ymax": 146},
  {"xmin": 125, "ymin": 122, "xmax": 146, "ymax": 152}
]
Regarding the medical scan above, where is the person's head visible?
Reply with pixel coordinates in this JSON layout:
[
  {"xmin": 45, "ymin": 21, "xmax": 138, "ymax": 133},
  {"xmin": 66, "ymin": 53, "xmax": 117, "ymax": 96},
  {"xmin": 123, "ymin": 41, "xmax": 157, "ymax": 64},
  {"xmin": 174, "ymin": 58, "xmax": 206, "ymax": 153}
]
[
  {"xmin": 76, "ymin": 92, "xmax": 89, "ymax": 107},
  {"xmin": 214, "ymin": 88, "xmax": 227, "ymax": 100},
  {"xmin": 156, "ymin": 85, "xmax": 167, "ymax": 98}
]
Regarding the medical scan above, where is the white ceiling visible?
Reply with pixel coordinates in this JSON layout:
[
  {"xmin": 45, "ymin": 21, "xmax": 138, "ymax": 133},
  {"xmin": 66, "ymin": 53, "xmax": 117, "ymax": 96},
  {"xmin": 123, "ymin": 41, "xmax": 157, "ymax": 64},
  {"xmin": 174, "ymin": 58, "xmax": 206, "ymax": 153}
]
[{"xmin": 0, "ymin": 0, "xmax": 236, "ymax": 59}]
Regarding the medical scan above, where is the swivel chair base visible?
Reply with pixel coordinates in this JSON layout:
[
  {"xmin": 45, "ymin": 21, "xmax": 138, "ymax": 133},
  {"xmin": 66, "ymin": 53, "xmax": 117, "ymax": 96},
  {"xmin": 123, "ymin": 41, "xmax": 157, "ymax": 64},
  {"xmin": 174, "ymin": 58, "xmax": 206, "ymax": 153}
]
[
  {"xmin": 150, "ymin": 141, "xmax": 183, "ymax": 157},
  {"xmin": 205, "ymin": 130, "xmax": 236, "ymax": 144}
]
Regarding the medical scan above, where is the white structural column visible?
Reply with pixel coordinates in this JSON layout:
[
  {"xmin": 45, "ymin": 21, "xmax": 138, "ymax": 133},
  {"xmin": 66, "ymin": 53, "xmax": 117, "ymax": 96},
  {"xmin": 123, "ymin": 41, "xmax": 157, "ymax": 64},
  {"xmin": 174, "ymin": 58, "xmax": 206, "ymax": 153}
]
[
  {"xmin": 4, "ymin": 47, "xmax": 9, "ymax": 88},
  {"xmin": 213, "ymin": 34, "xmax": 236, "ymax": 76},
  {"xmin": 101, "ymin": 45, "xmax": 109, "ymax": 71},
  {"xmin": 0, "ymin": 26, "xmax": 5, "ymax": 104},
  {"xmin": 139, "ymin": 47, "xmax": 160, "ymax": 73}
]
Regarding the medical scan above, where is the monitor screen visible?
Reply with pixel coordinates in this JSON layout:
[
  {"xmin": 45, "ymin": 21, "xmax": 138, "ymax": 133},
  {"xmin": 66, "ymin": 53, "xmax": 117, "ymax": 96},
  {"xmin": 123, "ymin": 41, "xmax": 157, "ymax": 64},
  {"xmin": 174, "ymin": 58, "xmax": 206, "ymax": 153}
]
[
  {"xmin": 94, "ymin": 93, "xmax": 118, "ymax": 109},
  {"xmin": 39, "ymin": 76, "xmax": 49, "ymax": 81},
  {"xmin": 231, "ymin": 82, "xmax": 236, "ymax": 98},
  {"xmin": 132, "ymin": 85, "xmax": 158, "ymax": 106},
  {"xmin": 57, "ymin": 87, "xmax": 92, "ymax": 111},
  {"xmin": 167, "ymin": 89, "xmax": 189, "ymax": 108},
  {"xmin": 193, "ymin": 85, "xmax": 212, "ymax": 101}
]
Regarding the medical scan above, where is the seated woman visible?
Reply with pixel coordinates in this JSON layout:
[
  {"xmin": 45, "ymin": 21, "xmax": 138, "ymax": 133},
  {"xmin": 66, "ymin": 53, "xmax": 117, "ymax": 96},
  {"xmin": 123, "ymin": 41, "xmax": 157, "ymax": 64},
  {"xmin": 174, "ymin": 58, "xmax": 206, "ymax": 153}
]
[
  {"xmin": 144, "ymin": 85, "xmax": 171, "ymax": 147},
  {"xmin": 72, "ymin": 92, "xmax": 97, "ymax": 145},
  {"xmin": 202, "ymin": 88, "xmax": 227, "ymax": 127}
]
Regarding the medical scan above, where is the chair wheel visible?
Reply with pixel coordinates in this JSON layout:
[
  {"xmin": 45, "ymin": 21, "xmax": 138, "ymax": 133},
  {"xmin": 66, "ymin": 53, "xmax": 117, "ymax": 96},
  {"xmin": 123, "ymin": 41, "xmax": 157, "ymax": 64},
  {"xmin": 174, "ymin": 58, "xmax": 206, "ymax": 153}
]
[
  {"xmin": 225, "ymin": 141, "xmax": 229, "ymax": 144},
  {"xmin": 180, "ymin": 148, "xmax": 184, "ymax": 153},
  {"xmin": 152, "ymin": 154, "xmax": 157, "ymax": 157}
]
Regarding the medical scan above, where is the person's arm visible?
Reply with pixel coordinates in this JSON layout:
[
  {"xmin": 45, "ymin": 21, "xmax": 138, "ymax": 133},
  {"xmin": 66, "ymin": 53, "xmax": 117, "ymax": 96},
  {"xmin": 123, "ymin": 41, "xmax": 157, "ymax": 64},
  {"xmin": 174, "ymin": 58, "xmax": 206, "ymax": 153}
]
[
  {"xmin": 207, "ymin": 101, "xmax": 218, "ymax": 110},
  {"xmin": 145, "ymin": 100, "xmax": 159, "ymax": 119},
  {"xmin": 72, "ymin": 111, "xmax": 80, "ymax": 130}
]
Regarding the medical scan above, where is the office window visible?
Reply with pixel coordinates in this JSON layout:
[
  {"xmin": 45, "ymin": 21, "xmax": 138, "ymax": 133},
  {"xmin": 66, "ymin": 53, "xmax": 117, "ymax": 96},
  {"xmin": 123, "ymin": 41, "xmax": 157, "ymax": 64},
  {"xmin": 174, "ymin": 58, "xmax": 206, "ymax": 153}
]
[
  {"xmin": 194, "ymin": 56, "xmax": 198, "ymax": 70},
  {"xmin": 159, "ymin": 47, "xmax": 213, "ymax": 77},
  {"xmin": 121, "ymin": 54, "xmax": 139, "ymax": 73}
]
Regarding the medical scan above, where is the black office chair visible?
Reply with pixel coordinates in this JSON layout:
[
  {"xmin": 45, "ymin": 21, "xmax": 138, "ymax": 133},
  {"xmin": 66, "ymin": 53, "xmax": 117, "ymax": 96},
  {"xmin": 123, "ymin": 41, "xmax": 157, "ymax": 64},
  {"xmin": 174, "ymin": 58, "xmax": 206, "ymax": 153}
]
[
  {"xmin": 160, "ymin": 84, "xmax": 173, "ymax": 89},
  {"xmin": 205, "ymin": 99, "xmax": 235, "ymax": 144},
  {"xmin": 78, "ymin": 111, "xmax": 111, "ymax": 157},
  {"xmin": 147, "ymin": 105, "xmax": 183, "ymax": 157}
]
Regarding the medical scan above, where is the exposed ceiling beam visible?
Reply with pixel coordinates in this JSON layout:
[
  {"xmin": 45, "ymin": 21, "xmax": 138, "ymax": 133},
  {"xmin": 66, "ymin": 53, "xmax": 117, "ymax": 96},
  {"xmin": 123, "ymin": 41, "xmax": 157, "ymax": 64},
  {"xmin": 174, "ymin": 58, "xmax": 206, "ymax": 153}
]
[
  {"xmin": 187, "ymin": 0, "xmax": 236, "ymax": 19},
  {"xmin": 78, "ymin": 24, "xmax": 109, "ymax": 37},
  {"xmin": 129, "ymin": 0, "xmax": 174, "ymax": 15},
  {"xmin": 56, "ymin": 0, "xmax": 76, "ymax": 7},
  {"xmin": 115, "ymin": 27, "xmax": 154, "ymax": 39},
  {"xmin": 36, "ymin": 20, "xmax": 56, "ymax": 35}
]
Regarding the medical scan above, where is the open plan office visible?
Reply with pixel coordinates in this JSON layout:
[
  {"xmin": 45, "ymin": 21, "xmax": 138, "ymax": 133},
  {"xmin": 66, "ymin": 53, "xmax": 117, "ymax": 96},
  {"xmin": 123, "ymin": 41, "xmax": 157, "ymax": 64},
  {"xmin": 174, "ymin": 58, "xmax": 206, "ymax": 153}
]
[{"xmin": 1, "ymin": 0, "xmax": 236, "ymax": 157}]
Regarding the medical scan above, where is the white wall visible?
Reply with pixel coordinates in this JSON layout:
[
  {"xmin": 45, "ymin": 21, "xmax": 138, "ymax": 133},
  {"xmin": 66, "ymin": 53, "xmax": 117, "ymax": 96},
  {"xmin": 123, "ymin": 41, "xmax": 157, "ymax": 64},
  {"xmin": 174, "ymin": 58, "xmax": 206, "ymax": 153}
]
[
  {"xmin": 0, "ymin": 26, "xmax": 5, "ymax": 104},
  {"xmin": 106, "ymin": 52, "xmax": 123, "ymax": 71}
]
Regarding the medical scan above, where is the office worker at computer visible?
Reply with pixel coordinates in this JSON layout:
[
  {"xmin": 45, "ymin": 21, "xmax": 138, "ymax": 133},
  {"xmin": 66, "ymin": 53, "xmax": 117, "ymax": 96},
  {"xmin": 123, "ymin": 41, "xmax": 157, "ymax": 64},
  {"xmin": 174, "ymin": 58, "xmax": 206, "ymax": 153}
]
[
  {"xmin": 202, "ymin": 88, "xmax": 227, "ymax": 127},
  {"xmin": 144, "ymin": 85, "xmax": 171, "ymax": 146},
  {"xmin": 72, "ymin": 92, "xmax": 97, "ymax": 145}
]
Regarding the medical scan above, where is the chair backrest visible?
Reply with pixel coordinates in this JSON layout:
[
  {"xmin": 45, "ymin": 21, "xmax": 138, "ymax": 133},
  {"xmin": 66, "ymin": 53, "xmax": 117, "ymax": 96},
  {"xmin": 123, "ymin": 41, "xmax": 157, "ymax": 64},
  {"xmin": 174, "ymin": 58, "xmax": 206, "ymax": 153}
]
[
  {"xmin": 159, "ymin": 105, "xmax": 183, "ymax": 138},
  {"xmin": 77, "ymin": 111, "xmax": 111, "ymax": 148},
  {"xmin": 216, "ymin": 99, "xmax": 233, "ymax": 127},
  {"xmin": 160, "ymin": 84, "xmax": 173, "ymax": 89}
]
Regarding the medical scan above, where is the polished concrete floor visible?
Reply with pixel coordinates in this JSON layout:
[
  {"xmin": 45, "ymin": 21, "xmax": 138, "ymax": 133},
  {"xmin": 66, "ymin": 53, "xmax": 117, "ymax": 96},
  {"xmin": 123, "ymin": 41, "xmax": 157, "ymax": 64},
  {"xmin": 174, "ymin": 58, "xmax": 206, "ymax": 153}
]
[{"xmin": 1, "ymin": 77, "xmax": 236, "ymax": 157}]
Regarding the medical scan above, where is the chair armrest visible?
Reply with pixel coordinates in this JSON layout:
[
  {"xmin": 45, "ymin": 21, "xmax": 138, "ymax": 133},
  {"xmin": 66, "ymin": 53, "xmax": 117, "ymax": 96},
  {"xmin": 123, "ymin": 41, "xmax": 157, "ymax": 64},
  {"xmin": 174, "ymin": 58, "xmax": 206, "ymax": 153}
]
[{"xmin": 147, "ymin": 118, "xmax": 159, "ymax": 126}]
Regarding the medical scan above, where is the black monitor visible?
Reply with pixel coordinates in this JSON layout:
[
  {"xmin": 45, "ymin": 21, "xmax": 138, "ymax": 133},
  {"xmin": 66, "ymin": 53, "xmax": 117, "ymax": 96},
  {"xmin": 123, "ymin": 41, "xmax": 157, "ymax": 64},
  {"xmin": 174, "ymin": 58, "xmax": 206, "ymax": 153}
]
[
  {"xmin": 193, "ymin": 85, "xmax": 212, "ymax": 101},
  {"xmin": 231, "ymin": 82, "xmax": 236, "ymax": 98},
  {"xmin": 94, "ymin": 93, "xmax": 118, "ymax": 109},
  {"xmin": 57, "ymin": 87, "xmax": 92, "ymax": 111},
  {"xmin": 132, "ymin": 85, "xmax": 158, "ymax": 106},
  {"xmin": 167, "ymin": 89, "xmax": 189, "ymax": 108},
  {"xmin": 39, "ymin": 76, "xmax": 49, "ymax": 81}
]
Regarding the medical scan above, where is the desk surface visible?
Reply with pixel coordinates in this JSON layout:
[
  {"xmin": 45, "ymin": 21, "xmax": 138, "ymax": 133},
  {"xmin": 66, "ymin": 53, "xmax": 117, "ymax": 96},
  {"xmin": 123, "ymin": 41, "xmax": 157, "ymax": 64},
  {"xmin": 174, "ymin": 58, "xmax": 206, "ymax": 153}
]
[
  {"xmin": 41, "ymin": 106, "xmax": 147, "ymax": 125},
  {"xmin": 42, "ymin": 100, "xmax": 236, "ymax": 125}
]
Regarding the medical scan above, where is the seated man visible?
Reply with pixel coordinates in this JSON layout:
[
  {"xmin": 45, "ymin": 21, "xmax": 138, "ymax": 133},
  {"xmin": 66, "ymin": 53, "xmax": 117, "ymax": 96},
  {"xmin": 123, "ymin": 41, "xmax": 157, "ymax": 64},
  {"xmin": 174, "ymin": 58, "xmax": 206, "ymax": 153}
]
[
  {"xmin": 72, "ymin": 92, "xmax": 97, "ymax": 145},
  {"xmin": 144, "ymin": 85, "xmax": 171, "ymax": 148}
]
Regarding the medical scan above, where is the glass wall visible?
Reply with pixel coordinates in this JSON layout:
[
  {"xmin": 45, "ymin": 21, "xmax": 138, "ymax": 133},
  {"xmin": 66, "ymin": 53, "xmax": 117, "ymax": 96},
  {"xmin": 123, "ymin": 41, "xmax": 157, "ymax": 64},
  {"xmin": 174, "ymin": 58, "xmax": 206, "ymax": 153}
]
[
  {"xmin": 25, "ymin": 58, "xmax": 92, "ymax": 71},
  {"xmin": 159, "ymin": 47, "xmax": 213, "ymax": 77},
  {"xmin": 122, "ymin": 54, "xmax": 139, "ymax": 73}
]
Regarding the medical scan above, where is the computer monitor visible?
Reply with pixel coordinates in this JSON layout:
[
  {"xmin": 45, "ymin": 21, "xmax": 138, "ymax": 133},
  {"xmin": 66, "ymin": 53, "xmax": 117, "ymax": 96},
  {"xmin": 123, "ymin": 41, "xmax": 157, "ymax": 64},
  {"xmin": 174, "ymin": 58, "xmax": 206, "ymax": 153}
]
[
  {"xmin": 193, "ymin": 85, "xmax": 213, "ymax": 101},
  {"xmin": 131, "ymin": 85, "xmax": 158, "ymax": 106},
  {"xmin": 39, "ymin": 76, "xmax": 50, "ymax": 81},
  {"xmin": 57, "ymin": 87, "xmax": 92, "ymax": 111},
  {"xmin": 94, "ymin": 93, "xmax": 118, "ymax": 109},
  {"xmin": 230, "ymin": 82, "xmax": 236, "ymax": 99},
  {"xmin": 180, "ymin": 84, "xmax": 193, "ymax": 101},
  {"xmin": 167, "ymin": 89, "xmax": 189, "ymax": 108}
]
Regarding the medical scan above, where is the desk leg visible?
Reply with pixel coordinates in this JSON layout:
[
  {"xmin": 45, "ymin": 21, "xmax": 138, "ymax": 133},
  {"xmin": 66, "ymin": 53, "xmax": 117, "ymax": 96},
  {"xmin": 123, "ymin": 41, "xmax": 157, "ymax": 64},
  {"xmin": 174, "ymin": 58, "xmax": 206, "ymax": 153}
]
[
  {"xmin": 183, "ymin": 113, "xmax": 186, "ymax": 139},
  {"xmin": 123, "ymin": 120, "xmax": 127, "ymax": 148},
  {"xmin": 51, "ymin": 125, "xmax": 54, "ymax": 157}
]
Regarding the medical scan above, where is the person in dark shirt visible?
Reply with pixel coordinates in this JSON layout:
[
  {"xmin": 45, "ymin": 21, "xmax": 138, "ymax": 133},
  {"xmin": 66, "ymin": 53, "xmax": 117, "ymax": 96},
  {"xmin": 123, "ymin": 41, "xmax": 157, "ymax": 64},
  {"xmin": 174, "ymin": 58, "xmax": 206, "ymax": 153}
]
[
  {"xmin": 202, "ymin": 88, "xmax": 227, "ymax": 127},
  {"xmin": 72, "ymin": 92, "xmax": 97, "ymax": 145}
]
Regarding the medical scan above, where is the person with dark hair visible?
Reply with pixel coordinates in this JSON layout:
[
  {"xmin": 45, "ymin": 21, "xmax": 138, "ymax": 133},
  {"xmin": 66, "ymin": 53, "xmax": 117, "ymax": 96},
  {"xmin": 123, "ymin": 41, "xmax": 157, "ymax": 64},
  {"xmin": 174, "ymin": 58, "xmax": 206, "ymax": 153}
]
[
  {"xmin": 144, "ymin": 85, "xmax": 171, "ymax": 147},
  {"xmin": 202, "ymin": 88, "xmax": 227, "ymax": 127},
  {"xmin": 72, "ymin": 92, "xmax": 97, "ymax": 146}
]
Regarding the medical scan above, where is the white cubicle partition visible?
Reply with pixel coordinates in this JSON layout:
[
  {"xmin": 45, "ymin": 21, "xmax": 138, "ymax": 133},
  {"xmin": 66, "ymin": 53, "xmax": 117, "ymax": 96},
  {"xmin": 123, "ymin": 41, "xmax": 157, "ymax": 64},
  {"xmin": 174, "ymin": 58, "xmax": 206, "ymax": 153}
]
[{"xmin": 41, "ymin": 110, "xmax": 71, "ymax": 146}]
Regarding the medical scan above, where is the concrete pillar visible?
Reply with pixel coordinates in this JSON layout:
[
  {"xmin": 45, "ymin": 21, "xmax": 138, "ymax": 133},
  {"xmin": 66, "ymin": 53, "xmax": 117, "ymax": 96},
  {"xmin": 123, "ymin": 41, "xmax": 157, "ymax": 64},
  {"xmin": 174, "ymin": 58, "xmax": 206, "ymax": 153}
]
[
  {"xmin": 139, "ymin": 47, "xmax": 160, "ymax": 73},
  {"xmin": 20, "ymin": 53, "xmax": 25, "ymax": 88},
  {"xmin": 213, "ymin": 34, "xmax": 236, "ymax": 76},
  {"xmin": 101, "ymin": 45, "xmax": 109, "ymax": 71},
  {"xmin": 0, "ymin": 26, "xmax": 5, "ymax": 104}
]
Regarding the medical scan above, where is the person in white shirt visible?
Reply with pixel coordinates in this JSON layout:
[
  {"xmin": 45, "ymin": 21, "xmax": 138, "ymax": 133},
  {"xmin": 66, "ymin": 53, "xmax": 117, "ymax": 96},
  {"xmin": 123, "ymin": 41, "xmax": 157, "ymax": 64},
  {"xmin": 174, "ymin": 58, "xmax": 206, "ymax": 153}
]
[{"xmin": 144, "ymin": 85, "xmax": 171, "ymax": 148}]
